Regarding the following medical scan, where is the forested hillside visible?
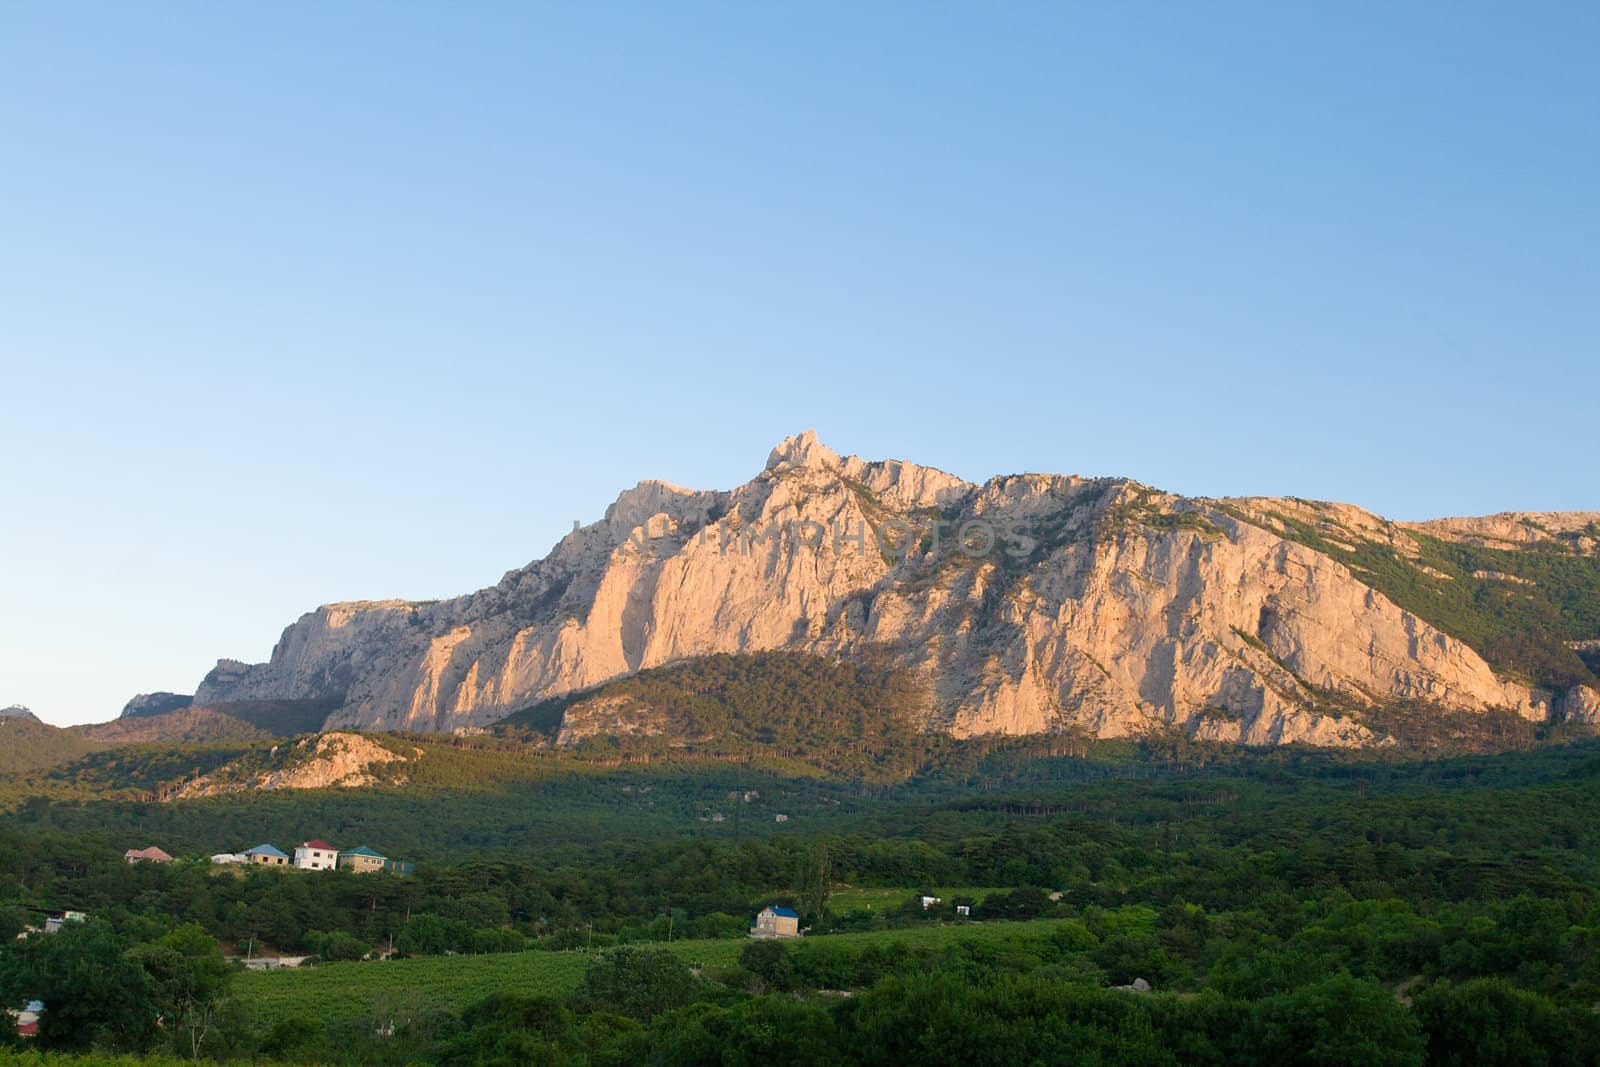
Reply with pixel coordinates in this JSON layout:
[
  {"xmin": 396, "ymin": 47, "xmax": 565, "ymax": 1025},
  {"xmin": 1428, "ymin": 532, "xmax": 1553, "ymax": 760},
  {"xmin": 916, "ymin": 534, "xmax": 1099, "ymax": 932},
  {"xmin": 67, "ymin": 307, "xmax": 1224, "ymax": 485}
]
[{"xmin": 6, "ymin": 743, "xmax": 1600, "ymax": 1062}]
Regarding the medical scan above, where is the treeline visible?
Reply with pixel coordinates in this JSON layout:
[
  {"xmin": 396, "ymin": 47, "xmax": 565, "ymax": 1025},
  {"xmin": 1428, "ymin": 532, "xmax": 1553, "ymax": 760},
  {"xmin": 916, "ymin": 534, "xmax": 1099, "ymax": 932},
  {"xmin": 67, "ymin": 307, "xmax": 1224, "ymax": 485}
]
[
  {"xmin": 8, "ymin": 926, "xmax": 1600, "ymax": 1066},
  {"xmin": 9, "ymin": 742, "xmax": 1600, "ymax": 953},
  {"xmin": 5, "ymin": 745, "xmax": 1600, "ymax": 960},
  {"xmin": 418, "ymin": 943, "xmax": 1600, "ymax": 1067}
]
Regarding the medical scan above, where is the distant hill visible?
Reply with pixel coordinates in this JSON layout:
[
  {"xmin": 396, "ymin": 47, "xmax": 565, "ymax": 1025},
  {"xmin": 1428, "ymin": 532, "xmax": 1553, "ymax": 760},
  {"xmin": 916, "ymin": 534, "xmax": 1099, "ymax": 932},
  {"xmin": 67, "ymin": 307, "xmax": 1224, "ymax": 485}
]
[
  {"xmin": 119, "ymin": 692, "xmax": 194, "ymax": 719},
  {"xmin": 0, "ymin": 716, "xmax": 97, "ymax": 775},
  {"xmin": 69, "ymin": 699, "xmax": 336, "ymax": 746},
  {"xmin": 0, "ymin": 704, "xmax": 39, "ymax": 721},
  {"xmin": 75, "ymin": 706, "xmax": 273, "ymax": 745}
]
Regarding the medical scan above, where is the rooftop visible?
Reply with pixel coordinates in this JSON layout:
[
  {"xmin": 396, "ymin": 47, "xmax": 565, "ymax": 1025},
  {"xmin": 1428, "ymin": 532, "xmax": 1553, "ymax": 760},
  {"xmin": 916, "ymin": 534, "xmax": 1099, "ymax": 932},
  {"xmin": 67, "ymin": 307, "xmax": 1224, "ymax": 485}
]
[
  {"xmin": 242, "ymin": 844, "xmax": 289, "ymax": 858},
  {"xmin": 124, "ymin": 846, "xmax": 174, "ymax": 861},
  {"xmin": 340, "ymin": 845, "xmax": 386, "ymax": 858}
]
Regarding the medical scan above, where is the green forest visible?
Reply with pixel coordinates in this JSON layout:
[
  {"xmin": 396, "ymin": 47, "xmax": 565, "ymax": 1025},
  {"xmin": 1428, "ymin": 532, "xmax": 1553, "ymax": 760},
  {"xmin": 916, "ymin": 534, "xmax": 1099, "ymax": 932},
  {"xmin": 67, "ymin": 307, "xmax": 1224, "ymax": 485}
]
[{"xmin": 6, "ymin": 735, "xmax": 1600, "ymax": 1064}]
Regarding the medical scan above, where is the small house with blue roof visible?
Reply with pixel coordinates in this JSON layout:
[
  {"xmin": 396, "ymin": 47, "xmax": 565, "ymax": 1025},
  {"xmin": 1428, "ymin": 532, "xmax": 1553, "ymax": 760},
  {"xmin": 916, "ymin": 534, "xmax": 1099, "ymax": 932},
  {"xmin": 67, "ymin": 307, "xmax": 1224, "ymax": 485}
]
[
  {"xmin": 751, "ymin": 905, "xmax": 801, "ymax": 938},
  {"xmin": 242, "ymin": 844, "xmax": 289, "ymax": 867}
]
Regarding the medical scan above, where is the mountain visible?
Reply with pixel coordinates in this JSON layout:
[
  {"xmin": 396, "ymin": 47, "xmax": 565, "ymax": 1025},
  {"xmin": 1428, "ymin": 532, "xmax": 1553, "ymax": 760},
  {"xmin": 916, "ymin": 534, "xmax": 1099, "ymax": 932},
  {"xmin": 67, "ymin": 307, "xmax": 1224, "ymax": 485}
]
[
  {"xmin": 0, "ymin": 704, "xmax": 39, "ymax": 721},
  {"xmin": 75, "ymin": 706, "xmax": 273, "ymax": 745},
  {"xmin": 0, "ymin": 716, "xmax": 95, "ymax": 775},
  {"xmin": 80, "ymin": 699, "xmax": 338, "ymax": 744},
  {"xmin": 119, "ymin": 692, "xmax": 194, "ymax": 719},
  {"xmin": 158, "ymin": 433, "xmax": 1600, "ymax": 749}
]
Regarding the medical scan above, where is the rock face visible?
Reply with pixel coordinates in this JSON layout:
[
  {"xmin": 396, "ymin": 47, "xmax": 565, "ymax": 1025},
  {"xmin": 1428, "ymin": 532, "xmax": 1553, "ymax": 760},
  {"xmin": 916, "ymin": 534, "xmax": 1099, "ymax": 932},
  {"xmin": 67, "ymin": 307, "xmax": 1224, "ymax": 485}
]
[
  {"xmin": 173, "ymin": 432, "xmax": 1599, "ymax": 748},
  {"xmin": 1406, "ymin": 511, "xmax": 1600, "ymax": 554},
  {"xmin": 173, "ymin": 732, "xmax": 418, "ymax": 797},
  {"xmin": 0, "ymin": 704, "xmax": 38, "ymax": 721}
]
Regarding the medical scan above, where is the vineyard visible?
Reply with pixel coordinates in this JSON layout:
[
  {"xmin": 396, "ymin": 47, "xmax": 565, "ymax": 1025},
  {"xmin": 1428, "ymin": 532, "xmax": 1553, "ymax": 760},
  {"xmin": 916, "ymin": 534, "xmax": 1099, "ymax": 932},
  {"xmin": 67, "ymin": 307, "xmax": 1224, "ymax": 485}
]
[{"xmin": 236, "ymin": 918, "xmax": 1070, "ymax": 1028}]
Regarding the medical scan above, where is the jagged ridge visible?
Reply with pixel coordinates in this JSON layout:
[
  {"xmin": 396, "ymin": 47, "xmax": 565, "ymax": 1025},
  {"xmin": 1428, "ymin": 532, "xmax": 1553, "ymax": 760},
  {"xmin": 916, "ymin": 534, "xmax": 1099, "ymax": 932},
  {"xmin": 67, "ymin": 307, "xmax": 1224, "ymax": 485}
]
[{"xmin": 163, "ymin": 432, "xmax": 1600, "ymax": 749}]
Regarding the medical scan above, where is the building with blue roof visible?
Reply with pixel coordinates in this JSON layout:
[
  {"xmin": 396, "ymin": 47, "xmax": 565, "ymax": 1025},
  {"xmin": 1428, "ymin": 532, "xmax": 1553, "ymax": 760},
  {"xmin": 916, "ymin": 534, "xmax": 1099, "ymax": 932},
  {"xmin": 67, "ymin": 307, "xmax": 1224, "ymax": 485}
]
[
  {"xmin": 337, "ymin": 845, "xmax": 387, "ymax": 873},
  {"xmin": 242, "ymin": 844, "xmax": 289, "ymax": 867},
  {"xmin": 751, "ymin": 905, "xmax": 801, "ymax": 938}
]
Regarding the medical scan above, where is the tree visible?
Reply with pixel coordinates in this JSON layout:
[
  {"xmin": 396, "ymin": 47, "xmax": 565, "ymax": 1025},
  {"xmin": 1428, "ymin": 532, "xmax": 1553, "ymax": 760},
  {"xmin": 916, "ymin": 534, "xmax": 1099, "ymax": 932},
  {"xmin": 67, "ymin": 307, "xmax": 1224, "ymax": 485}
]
[
  {"xmin": 1250, "ymin": 973, "xmax": 1425, "ymax": 1067},
  {"xmin": 980, "ymin": 886, "xmax": 1051, "ymax": 921},
  {"xmin": 572, "ymin": 948, "xmax": 698, "ymax": 1021},
  {"xmin": 129, "ymin": 924, "xmax": 234, "ymax": 1059},
  {"xmin": 304, "ymin": 929, "xmax": 371, "ymax": 962},
  {"xmin": 0, "ymin": 907, "xmax": 26, "ymax": 943},
  {"xmin": 840, "ymin": 972, "xmax": 1177, "ymax": 1066},
  {"xmin": 740, "ymin": 939, "xmax": 794, "ymax": 991},
  {"xmin": 434, "ymin": 993, "xmax": 581, "ymax": 1067},
  {"xmin": 397, "ymin": 913, "xmax": 474, "ymax": 956},
  {"xmin": 649, "ymin": 996, "xmax": 842, "ymax": 1067},
  {"xmin": 1412, "ymin": 978, "xmax": 1597, "ymax": 1067},
  {"xmin": 0, "ymin": 919, "xmax": 159, "ymax": 1052},
  {"xmin": 797, "ymin": 840, "xmax": 832, "ymax": 924}
]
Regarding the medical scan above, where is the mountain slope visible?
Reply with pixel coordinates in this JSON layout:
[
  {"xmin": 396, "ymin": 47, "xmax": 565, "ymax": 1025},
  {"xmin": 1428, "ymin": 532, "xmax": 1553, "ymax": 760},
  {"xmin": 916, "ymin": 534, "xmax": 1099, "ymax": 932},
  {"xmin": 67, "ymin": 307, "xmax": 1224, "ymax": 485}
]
[
  {"xmin": 503, "ymin": 651, "xmax": 925, "ymax": 759},
  {"xmin": 163, "ymin": 433, "xmax": 1600, "ymax": 749},
  {"xmin": 74, "ymin": 706, "xmax": 274, "ymax": 745},
  {"xmin": 0, "ymin": 716, "xmax": 98, "ymax": 774}
]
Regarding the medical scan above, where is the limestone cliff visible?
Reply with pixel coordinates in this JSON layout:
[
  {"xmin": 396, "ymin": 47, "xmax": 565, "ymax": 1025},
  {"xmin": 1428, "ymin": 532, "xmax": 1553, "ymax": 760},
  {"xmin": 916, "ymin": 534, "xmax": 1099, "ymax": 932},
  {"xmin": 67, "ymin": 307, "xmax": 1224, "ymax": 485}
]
[{"xmin": 172, "ymin": 432, "xmax": 1600, "ymax": 748}]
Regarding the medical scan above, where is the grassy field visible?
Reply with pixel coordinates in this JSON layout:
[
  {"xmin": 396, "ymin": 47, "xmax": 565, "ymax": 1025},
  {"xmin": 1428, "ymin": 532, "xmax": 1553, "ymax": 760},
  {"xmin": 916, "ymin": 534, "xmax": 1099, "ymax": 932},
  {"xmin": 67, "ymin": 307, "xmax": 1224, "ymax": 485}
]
[
  {"xmin": 236, "ymin": 918, "xmax": 1071, "ymax": 1028},
  {"xmin": 828, "ymin": 886, "xmax": 1009, "ymax": 913}
]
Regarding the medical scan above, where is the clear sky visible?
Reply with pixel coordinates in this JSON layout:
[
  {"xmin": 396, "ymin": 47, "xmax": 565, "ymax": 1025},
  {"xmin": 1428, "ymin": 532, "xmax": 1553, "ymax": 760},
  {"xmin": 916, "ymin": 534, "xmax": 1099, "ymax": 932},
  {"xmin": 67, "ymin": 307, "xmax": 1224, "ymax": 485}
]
[{"xmin": 2, "ymin": 3, "xmax": 1596, "ymax": 725}]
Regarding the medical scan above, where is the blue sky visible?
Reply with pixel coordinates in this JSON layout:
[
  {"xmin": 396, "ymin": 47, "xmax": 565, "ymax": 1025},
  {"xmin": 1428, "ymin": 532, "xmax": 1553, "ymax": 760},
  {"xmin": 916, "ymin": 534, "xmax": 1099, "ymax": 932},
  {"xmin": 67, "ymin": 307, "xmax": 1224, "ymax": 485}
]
[{"xmin": 3, "ymin": 3, "xmax": 1596, "ymax": 724}]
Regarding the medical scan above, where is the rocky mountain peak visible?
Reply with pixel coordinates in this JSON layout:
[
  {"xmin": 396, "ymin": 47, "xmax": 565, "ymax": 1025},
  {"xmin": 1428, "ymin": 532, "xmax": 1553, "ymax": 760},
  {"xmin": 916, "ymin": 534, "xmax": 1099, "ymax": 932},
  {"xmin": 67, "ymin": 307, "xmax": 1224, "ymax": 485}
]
[
  {"xmin": 765, "ymin": 429, "xmax": 842, "ymax": 472},
  {"xmin": 148, "ymin": 437, "xmax": 1600, "ymax": 749}
]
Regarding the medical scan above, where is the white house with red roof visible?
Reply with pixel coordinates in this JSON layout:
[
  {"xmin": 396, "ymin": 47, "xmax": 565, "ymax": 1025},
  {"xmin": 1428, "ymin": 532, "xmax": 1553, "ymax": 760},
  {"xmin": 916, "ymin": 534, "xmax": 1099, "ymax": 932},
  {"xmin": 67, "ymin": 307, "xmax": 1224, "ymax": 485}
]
[{"xmin": 292, "ymin": 840, "xmax": 338, "ymax": 871}]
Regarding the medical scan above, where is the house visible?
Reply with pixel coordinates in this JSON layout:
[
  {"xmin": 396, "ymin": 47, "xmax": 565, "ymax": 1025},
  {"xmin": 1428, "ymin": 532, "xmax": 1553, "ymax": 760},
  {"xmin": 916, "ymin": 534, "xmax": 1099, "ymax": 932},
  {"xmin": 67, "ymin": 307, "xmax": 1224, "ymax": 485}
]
[
  {"xmin": 42, "ymin": 910, "xmax": 86, "ymax": 934},
  {"xmin": 210, "ymin": 853, "xmax": 246, "ymax": 865},
  {"xmin": 242, "ymin": 955, "xmax": 311, "ymax": 971},
  {"xmin": 750, "ymin": 906, "xmax": 801, "ymax": 938},
  {"xmin": 242, "ymin": 844, "xmax": 290, "ymax": 867},
  {"xmin": 382, "ymin": 858, "xmax": 415, "ymax": 875},
  {"xmin": 293, "ymin": 840, "xmax": 338, "ymax": 871},
  {"xmin": 956, "ymin": 904, "xmax": 971, "ymax": 917},
  {"xmin": 124, "ymin": 845, "xmax": 174, "ymax": 864},
  {"xmin": 337, "ymin": 845, "xmax": 386, "ymax": 873},
  {"xmin": 920, "ymin": 895, "xmax": 942, "ymax": 910},
  {"xmin": 12, "ymin": 999, "xmax": 42, "ymax": 1037}
]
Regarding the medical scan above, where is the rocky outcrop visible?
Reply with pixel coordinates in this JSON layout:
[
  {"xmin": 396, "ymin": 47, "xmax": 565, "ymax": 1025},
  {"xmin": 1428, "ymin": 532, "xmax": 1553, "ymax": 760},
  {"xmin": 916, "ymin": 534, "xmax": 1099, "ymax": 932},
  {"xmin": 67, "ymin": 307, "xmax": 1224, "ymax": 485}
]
[
  {"xmin": 173, "ymin": 732, "xmax": 418, "ymax": 797},
  {"xmin": 1405, "ymin": 512, "xmax": 1600, "ymax": 555},
  {"xmin": 556, "ymin": 693, "xmax": 672, "ymax": 746},
  {"xmin": 170, "ymin": 432, "xmax": 1598, "ymax": 749},
  {"xmin": 0, "ymin": 704, "xmax": 38, "ymax": 721},
  {"xmin": 1558, "ymin": 685, "xmax": 1600, "ymax": 725}
]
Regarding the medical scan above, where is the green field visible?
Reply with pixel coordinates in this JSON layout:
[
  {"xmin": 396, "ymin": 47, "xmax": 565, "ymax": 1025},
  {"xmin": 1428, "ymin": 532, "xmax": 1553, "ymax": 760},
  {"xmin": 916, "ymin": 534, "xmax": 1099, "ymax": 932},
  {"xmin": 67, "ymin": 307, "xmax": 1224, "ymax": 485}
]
[
  {"xmin": 237, "ymin": 919, "xmax": 1070, "ymax": 1028},
  {"xmin": 828, "ymin": 886, "xmax": 1009, "ymax": 913}
]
